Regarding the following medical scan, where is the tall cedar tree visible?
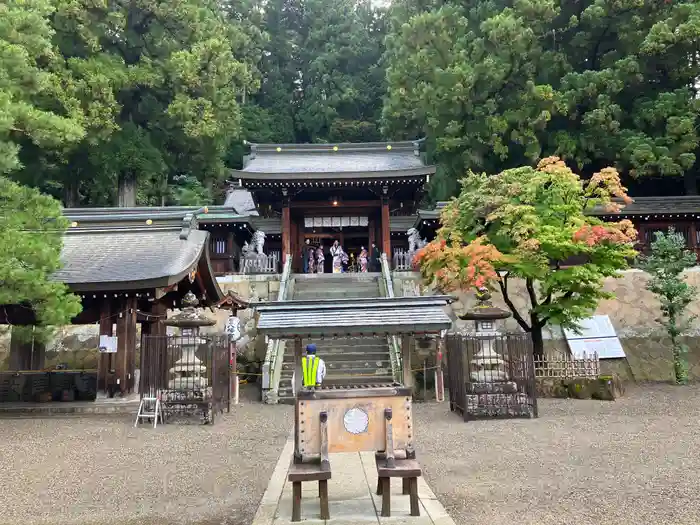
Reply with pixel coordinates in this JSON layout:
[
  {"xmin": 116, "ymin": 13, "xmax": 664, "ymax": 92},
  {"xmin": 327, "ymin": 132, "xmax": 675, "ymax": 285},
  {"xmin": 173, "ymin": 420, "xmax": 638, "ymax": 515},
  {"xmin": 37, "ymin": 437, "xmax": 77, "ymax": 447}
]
[
  {"xmin": 415, "ymin": 157, "xmax": 637, "ymax": 359},
  {"xmin": 384, "ymin": 0, "xmax": 700, "ymax": 199}
]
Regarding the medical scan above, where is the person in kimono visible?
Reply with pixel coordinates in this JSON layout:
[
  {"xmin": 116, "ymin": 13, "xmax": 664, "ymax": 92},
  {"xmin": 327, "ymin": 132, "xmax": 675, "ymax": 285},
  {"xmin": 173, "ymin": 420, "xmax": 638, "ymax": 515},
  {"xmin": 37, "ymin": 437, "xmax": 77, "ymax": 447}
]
[
  {"xmin": 316, "ymin": 244, "xmax": 325, "ymax": 273},
  {"xmin": 330, "ymin": 240, "xmax": 343, "ymax": 273},
  {"xmin": 307, "ymin": 244, "xmax": 316, "ymax": 273},
  {"xmin": 359, "ymin": 246, "xmax": 368, "ymax": 272}
]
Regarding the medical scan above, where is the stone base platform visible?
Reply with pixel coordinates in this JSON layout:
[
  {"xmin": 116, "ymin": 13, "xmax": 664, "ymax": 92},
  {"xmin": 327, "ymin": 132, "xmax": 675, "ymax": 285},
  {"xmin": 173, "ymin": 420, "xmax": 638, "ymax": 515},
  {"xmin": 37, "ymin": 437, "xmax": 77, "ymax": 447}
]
[
  {"xmin": 252, "ymin": 437, "xmax": 457, "ymax": 525},
  {"xmin": 464, "ymin": 388, "xmax": 535, "ymax": 419},
  {"xmin": 0, "ymin": 396, "xmax": 139, "ymax": 417}
]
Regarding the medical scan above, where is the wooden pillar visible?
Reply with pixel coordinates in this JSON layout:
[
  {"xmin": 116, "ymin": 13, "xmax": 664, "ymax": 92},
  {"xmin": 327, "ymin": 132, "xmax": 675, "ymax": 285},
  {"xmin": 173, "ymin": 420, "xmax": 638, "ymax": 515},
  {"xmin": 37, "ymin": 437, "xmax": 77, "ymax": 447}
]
[
  {"xmin": 227, "ymin": 232, "xmax": 235, "ymax": 273},
  {"xmin": 401, "ymin": 334, "xmax": 413, "ymax": 388},
  {"xmin": 293, "ymin": 336, "xmax": 303, "ymax": 461},
  {"xmin": 98, "ymin": 301, "xmax": 113, "ymax": 393},
  {"xmin": 282, "ymin": 195, "xmax": 291, "ymax": 262},
  {"xmin": 115, "ymin": 296, "xmax": 137, "ymax": 395},
  {"xmin": 381, "ymin": 196, "xmax": 391, "ymax": 258}
]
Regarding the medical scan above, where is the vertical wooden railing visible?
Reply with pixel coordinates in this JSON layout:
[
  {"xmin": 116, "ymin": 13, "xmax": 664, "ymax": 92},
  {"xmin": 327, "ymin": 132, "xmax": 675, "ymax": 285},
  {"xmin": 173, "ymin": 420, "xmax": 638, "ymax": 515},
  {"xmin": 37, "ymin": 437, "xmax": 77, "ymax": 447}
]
[
  {"xmin": 262, "ymin": 254, "xmax": 292, "ymax": 403},
  {"xmin": 380, "ymin": 253, "xmax": 403, "ymax": 383}
]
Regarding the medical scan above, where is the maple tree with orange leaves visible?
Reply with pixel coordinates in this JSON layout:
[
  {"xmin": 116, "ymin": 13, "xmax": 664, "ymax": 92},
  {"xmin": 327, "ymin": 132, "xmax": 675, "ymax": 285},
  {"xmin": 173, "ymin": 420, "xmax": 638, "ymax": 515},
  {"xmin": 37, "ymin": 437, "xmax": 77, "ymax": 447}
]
[{"xmin": 415, "ymin": 157, "xmax": 638, "ymax": 359}]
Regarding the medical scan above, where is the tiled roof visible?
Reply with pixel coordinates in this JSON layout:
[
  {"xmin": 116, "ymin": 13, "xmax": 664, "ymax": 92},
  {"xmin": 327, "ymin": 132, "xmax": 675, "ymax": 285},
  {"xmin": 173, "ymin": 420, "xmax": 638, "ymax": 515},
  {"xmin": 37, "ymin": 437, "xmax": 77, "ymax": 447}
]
[
  {"xmin": 223, "ymin": 187, "xmax": 258, "ymax": 215},
  {"xmin": 54, "ymin": 228, "xmax": 209, "ymax": 291},
  {"xmin": 254, "ymin": 296, "xmax": 453, "ymax": 338},
  {"xmin": 389, "ymin": 215, "xmax": 419, "ymax": 232},
  {"xmin": 234, "ymin": 140, "xmax": 435, "ymax": 178},
  {"xmin": 590, "ymin": 197, "xmax": 700, "ymax": 217}
]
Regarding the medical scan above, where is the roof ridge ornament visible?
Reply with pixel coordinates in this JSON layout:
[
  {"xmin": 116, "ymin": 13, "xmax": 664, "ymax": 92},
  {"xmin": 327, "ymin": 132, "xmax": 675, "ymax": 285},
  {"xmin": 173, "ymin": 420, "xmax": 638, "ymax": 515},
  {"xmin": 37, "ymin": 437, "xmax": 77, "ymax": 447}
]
[{"xmin": 179, "ymin": 206, "xmax": 209, "ymax": 240}]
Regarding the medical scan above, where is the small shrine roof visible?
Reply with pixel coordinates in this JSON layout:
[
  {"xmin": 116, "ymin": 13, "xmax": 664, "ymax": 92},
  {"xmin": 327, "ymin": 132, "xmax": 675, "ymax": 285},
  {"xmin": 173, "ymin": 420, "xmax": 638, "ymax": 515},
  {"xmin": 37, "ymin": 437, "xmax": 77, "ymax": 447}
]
[
  {"xmin": 390, "ymin": 215, "xmax": 419, "ymax": 232},
  {"xmin": 590, "ymin": 196, "xmax": 700, "ymax": 219},
  {"xmin": 231, "ymin": 140, "xmax": 436, "ymax": 184},
  {"xmin": 55, "ymin": 228, "xmax": 210, "ymax": 292},
  {"xmin": 52, "ymin": 208, "xmax": 225, "ymax": 302},
  {"xmin": 253, "ymin": 296, "xmax": 453, "ymax": 338}
]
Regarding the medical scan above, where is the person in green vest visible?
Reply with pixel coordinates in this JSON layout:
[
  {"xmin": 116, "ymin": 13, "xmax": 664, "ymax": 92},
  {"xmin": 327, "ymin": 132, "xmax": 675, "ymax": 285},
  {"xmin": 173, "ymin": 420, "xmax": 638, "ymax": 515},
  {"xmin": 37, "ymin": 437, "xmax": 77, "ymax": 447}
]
[{"xmin": 301, "ymin": 343, "xmax": 326, "ymax": 388}]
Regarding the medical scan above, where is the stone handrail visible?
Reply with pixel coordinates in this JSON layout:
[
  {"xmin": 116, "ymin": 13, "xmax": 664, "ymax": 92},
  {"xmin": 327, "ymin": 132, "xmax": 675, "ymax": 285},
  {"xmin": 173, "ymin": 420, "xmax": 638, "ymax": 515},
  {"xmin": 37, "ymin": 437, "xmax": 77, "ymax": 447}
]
[
  {"xmin": 262, "ymin": 253, "xmax": 292, "ymax": 401},
  {"xmin": 380, "ymin": 253, "xmax": 403, "ymax": 383}
]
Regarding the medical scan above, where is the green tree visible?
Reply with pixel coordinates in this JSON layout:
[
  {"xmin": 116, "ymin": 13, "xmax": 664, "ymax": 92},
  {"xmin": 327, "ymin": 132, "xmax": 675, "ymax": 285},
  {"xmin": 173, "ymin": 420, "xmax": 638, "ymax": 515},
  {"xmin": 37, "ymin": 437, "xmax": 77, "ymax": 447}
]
[
  {"xmin": 415, "ymin": 157, "xmax": 637, "ymax": 359},
  {"xmin": 639, "ymin": 229, "xmax": 697, "ymax": 385},
  {"xmin": 296, "ymin": 0, "xmax": 386, "ymax": 142},
  {"xmin": 0, "ymin": 176, "xmax": 82, "ymax": 326},
  {"xmin": 21, "ymin": 0, "xmax": 263, "ymax": 207},
  {"xmin": 0, "ymin": 0, "xmax": 85, "ymax": 177},
  {"xmin": 383, "ymin": 0, "xmax": 700, "ymax": 198}
]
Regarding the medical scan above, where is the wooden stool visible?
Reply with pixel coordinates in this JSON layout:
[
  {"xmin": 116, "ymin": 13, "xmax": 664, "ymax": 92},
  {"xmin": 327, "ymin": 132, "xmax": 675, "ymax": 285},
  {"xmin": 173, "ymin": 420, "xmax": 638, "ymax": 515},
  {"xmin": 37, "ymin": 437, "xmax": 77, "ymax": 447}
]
[
  {"xmin": 375, "ymin": 455, "xmax": 422, "ymax": 517},
  {"xmin": 288, "ymin": 461, "xmax": 331, "ymax": 522}
]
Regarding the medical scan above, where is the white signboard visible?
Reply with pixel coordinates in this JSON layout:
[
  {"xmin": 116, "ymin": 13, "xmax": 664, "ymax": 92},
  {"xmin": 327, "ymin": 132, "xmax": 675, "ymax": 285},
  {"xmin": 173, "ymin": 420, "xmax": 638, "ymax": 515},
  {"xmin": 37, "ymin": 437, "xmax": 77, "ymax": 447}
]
[
  {"xmin": 564, "ymin": 315, "xmax": 626, "ymax": 359},
  {"xmin": 98, "ymin": 335, "xmax": 117, "ymax": 353}
]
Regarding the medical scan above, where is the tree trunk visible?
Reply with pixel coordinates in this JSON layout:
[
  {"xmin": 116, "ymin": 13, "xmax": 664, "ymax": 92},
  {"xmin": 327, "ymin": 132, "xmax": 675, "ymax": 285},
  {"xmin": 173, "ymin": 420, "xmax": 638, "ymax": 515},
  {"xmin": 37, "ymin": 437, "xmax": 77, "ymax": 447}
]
[
  {"xmin": 684, "ymin": 171, "xmax": 697, "ymax": 195},
  {"xmin": 530, "ymin": 323, "xmax": 545, "ymax": 362},
  {"xmin": 64, "ymin": 178, "xmax": 80, "ymax": 208},
  {"xmin": 118, "ymin": 175, "xmax": 137, "ymax": 207}
]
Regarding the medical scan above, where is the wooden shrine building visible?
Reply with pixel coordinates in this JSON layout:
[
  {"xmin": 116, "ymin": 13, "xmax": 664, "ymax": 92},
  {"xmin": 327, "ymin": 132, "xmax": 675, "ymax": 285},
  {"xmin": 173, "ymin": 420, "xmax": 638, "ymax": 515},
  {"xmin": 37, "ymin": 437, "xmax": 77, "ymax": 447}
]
[
  {"xmin": 231, "ymin": 140, "xmax": 436, "ymax": 272},
  {"xmin": 0, "ymin": 208, "xmax": 229, "ymax": 397}
]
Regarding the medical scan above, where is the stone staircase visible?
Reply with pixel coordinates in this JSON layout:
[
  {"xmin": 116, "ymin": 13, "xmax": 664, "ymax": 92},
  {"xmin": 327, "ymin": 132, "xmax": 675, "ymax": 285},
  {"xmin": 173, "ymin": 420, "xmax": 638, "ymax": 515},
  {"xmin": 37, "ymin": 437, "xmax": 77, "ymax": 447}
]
[{"xmin": 277, "ymin": 273, "xmax": 394, "ymax": 403}]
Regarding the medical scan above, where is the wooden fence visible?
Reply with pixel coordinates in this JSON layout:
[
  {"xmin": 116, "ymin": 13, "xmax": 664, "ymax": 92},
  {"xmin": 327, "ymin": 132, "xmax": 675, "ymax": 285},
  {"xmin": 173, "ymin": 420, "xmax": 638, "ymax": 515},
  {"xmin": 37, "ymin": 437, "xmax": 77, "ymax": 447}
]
[
  {"xmin": 239, "ymin": 251, "xmax": 280, "ymax": 274},
  {"xmin": 393, "ymin": 249, "xmax": 416, "ymax": 271},
  {"xmin": 533, "ymin": 353, "xmax": 600, "ymax": 379}
]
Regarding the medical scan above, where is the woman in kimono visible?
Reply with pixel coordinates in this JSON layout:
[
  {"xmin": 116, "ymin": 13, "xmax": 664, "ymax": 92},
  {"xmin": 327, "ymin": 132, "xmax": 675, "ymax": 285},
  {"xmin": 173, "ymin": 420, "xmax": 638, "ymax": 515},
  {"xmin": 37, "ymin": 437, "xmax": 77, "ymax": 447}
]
[
  {"xmin": 330, "ymin": 240, "xmax": 343, "ymax": 273},
  {"xmin": 315, "ymin": 244, "xmax": 325, "ymax": 273},
  {"xmin": 358, "ymin": 246, "xmax": 368, "ymax": 272},
  {"xmin": 307, "ymin": 244, "xmax": 316, "ymax": 273}
]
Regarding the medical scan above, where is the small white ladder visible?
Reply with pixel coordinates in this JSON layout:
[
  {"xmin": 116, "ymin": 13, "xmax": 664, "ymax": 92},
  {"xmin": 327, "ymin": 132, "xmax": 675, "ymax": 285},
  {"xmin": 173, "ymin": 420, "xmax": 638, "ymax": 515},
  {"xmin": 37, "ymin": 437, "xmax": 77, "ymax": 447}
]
[{"xmin": 134, "ymin": 390, "xmax": 164, "ymax": 429}]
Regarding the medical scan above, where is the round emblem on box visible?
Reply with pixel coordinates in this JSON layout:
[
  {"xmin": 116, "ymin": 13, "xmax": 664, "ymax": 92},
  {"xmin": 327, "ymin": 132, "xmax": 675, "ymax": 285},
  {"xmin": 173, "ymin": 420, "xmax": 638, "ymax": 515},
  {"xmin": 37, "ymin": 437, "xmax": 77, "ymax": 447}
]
[{"xmin": 343, "ymin": 407, "xmax": 369, "ymax": 435}]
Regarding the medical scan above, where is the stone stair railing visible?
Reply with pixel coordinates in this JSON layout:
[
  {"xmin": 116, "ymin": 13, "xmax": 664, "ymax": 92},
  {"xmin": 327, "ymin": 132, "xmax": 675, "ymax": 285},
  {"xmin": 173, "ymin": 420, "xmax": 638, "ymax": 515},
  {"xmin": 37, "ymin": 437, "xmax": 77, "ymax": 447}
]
[
  {"xmin": 262, "ymin": 253, "xmax": 292, "ymax": 404},
  {"xmin": 379, "ymin": 253, "xmax": 403, "ymax": 383}
]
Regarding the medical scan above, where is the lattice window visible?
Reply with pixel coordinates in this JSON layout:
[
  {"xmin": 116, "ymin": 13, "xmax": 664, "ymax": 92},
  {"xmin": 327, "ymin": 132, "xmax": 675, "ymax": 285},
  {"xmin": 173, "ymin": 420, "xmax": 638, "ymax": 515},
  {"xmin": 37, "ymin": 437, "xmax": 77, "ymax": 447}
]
[{"xmin": 212, "ymin": 236, "xmax": 227, "ymax": 255}]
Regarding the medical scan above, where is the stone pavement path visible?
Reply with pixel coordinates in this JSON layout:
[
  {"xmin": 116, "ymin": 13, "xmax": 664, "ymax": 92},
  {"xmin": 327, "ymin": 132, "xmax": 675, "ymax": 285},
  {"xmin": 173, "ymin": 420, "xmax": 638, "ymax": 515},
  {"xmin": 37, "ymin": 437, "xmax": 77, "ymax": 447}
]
[{"xmin": 252, "ymin": 437, "xmax": 456, "ymax": 525}]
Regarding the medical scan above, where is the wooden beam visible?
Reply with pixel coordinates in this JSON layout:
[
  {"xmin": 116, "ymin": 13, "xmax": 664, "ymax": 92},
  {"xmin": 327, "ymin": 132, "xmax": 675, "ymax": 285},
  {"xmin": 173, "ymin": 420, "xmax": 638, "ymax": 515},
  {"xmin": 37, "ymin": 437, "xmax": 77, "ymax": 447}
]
[
  {"xmin": 401, "ymin": 335, "xmax": 413, "ymax": 388},
  {"xmin": 381, "ymin": 198, "xmax": 391, "ymax": 257},
  {"xmin": 115, "ymin": 297, "xmax": 137, "ymax": 394},
  {"xmin": 98, "ymin": 300, "xmax": 113, "ymax": 393},
  {"xmin": 282, "ymin": 200, "xmax": 291, "ymax": 259},
  {"xmin": 290, "ymin": 200, "xmax": 380, "ymax": 209}
]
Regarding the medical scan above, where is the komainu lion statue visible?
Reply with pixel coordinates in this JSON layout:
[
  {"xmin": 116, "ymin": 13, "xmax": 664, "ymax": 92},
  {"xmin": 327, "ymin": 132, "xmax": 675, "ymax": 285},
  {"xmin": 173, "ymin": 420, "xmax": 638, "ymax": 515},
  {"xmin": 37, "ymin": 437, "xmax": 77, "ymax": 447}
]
[
  {"xmin": 251, "ymin": 230, "xmax": 266, "ymax": 255},
  {"xmin": 407, "ymin": 228, "xmax": 426, "ymax": 252}
]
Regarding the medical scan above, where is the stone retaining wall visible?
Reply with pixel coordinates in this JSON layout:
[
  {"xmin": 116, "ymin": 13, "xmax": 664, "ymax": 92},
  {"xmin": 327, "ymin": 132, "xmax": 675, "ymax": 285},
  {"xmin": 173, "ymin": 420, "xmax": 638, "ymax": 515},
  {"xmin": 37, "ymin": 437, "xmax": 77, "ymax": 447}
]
[{"xmin": 395, "ymin": 269, "xmax": 700, "ymax": 383}]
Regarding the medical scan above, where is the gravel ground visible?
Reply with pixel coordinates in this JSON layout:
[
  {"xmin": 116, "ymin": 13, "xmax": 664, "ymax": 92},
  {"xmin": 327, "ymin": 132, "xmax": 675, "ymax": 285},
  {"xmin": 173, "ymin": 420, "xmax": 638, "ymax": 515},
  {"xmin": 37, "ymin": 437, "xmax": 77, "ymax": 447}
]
[
  {"xmin": 0, "ymin": 386, "xmax": 292, "ymax": 525},
  {"xmin": 413, "ymin": 383, "xmax": 700, "ymax": 525}
]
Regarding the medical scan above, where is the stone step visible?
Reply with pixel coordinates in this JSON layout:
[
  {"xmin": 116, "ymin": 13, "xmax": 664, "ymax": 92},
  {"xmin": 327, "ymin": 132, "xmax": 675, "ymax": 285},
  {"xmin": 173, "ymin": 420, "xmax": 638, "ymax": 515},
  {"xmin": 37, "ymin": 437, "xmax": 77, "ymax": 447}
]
[
  {"xmin": 281, "ymin": 362, "xmax": 392, "ymax": 373},
  {"xmin": 283, "ymin": 346, "xmax": 389, "ymax": 354},
  {"xmin": 281, "ymin": 365, "xmax": 392, "ymax": 377},
  {"xmin": 282, "ymin": 351, "xmax": 390, "ymax": 362},
  {"xmin": 304, "ymin": 337, "xmax": 389, "ymax": 346},
  {"xmin": 294, "ymin": 280, "xmax": 378, "ymax": 287},
  {"xmin": 293, "ymin": 290, "xmax": 380, "ymax": 299}
]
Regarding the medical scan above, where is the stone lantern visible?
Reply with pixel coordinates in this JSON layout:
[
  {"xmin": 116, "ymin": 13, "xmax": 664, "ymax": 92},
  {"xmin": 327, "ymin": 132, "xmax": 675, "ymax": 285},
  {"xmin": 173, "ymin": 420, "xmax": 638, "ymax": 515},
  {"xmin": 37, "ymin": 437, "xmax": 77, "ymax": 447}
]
[
  {"xmin": 163, "ymin": 291, "xmax": 216, "ymax": 391},
  {"xmin": 459, "ymin": 288, "xmax": 511, "ymax": 383}
]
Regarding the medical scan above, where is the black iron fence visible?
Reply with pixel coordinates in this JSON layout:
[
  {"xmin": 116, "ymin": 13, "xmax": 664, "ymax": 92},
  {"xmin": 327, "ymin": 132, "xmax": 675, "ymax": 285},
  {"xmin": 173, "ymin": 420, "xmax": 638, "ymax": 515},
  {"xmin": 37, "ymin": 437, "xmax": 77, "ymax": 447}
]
[
  {"xmin": 445, "ymin": 333, "xmax": 537, "ymax": 420},
  {"xmin": 140, "ymin": 334, "xmax": 230, "ymax": 422}
]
